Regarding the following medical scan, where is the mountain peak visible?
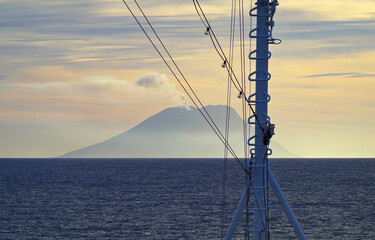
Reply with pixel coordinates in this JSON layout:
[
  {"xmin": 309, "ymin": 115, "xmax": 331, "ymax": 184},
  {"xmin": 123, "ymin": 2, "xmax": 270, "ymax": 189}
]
[{"xmin": 59, "ymin": 105, "xmax": 296, "ymax": 158}]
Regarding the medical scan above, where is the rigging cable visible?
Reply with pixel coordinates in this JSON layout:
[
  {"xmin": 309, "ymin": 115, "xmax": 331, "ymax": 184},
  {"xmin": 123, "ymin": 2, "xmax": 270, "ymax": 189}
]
[
  {"xmin": 194, "ymin": 0, "xmax": 270, "ymax": 237},
  {"xmin": 245, "ymin": 1, "xmax": 254, "ymax": 238},
  {"xmin": 192, "ymin": 0, "xmax": 266, "ymax": 136},
  {"xmin": 123, "ymin": 1, "xmax": 270, "ymax": 235},
  {"xmin": 131, "ymin": 0, "xmax": 245, "ymax": 166},
  {"xmin": 237, "ymin": 0, "xmax": 249, "ymax": 237},
  {"xmin": 121, "ymin": 0, "xmax": 250, "ymax": 175},
  {"xmin": 238, "ymin": 0, "xmax": 251, "ymax": 237},
  {"xmin": 248, "ymin": 0, "xmax": 253, "ymax": 156},
  {"xmin": 193, "ymin": 0, "xmax": 243, "ymax": 93},
  {"xmin": 221, "ymin": 0, "xmax": 237, "ymax": 235},
  {"xmin": 194, "ymin": 0, "xmax": 270, "ymax": 236},
  {"xmin": 195, "ymin": 0, "xmax": 272, "ymax": 237}
]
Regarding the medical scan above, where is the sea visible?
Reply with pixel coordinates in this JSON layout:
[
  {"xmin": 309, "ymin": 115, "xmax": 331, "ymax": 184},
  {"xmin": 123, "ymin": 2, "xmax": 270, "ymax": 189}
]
[{"xmin": 0, "ymin": 158, "xmax": 374, "ymax": 239}]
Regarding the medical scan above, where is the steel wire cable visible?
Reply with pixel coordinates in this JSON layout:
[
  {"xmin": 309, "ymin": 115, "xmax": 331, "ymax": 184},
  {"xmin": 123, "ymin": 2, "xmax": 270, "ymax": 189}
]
[
  {"xmin": 122, "ymin": 1, "xmax": 270, "ymax": 235},
  {"xmin": 121, "ymin": 0, "xmax": 250, "ymax": 175},
  {"xmin": 192, "ymin": 0, "xmax": 266, "ymax": 136},
  {"xmin": 132, "ymin": 0, "xmax": 243, "ymax": 162},
  {"xmin": 132, "ymin": 0, "xmax": 230, "ymax": 147},
  {"xmin": 194, "ymin": 0, "xmax": 270, "ymax": 236},
  {"xmin": 245, "ymin": 1, "xmax": 254, "ymax": 238},
  {"xmin": 193, "ymin": 0, "xmax": 243, "ymax": 92},
  {"xmin": 221, "ymin": 0, "xmax": 237, "ymax": 235},
  {"xmin": 238, "ymin": 1, "xmax": 250, "ymax": 238}
]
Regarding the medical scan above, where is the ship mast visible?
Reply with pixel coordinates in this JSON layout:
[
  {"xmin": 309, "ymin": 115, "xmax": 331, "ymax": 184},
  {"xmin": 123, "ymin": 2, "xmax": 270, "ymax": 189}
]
[
  {"xmin": 225, "ymin": 1, "xmax": 307, "ymax": 239},
  {"xmin": 121, "ymin": 1, "xmax": 307, "ymax": 238},
  {"xmin": 249, "ymin": 0, "xmax": 274, "ymax": 238}
]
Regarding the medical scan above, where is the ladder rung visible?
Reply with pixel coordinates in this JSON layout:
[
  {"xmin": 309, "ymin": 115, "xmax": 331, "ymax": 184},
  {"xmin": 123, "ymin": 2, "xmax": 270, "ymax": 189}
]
[
  {"xmin": 249, "ymin": 6, "xmax": 270, "ymax": 17},
  {"xmin": 249, "ymin": 27, "xmax": 272, "ymax": 39},
  {"xmin": 247, "ymin": 92, "xmax": 271, "ymax": 103},
  {"xmin": 249, "ymin": 49, "xmax": 272, "ymax": 60},
  {"xmin": 248, "ymin": 71, "xmax": 271, "ymax": 82}
]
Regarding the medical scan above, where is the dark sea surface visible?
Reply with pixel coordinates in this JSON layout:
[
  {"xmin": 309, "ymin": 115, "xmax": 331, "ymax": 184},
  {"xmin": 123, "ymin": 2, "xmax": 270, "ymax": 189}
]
[{"xmin": 0, "ymin": 158, "xmax": 374, "ymax": 239}]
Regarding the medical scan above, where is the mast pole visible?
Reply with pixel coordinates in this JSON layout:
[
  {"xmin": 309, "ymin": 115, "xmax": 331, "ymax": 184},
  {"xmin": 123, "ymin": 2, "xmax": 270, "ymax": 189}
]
[
  {"xmin": 225, "ymin": 1, "xmax": 307, "ymax": 239},
  {"xmin": 225, "ymin": 1, "xmax": 277, "ymax": 238},
  {"xmin": 251, "ymin": 1, "xmax": 272, "ymax": 239}
]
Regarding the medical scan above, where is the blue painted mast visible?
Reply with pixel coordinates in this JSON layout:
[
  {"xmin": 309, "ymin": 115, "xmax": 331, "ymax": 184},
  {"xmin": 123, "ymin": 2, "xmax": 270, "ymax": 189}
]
[
  {"xmin": 249, "ymin": 0, "xmax": 273, "ymax": 238},
  {"xmin": 225, "ymin": 1, "xmax": 307, "ymax": 239}
]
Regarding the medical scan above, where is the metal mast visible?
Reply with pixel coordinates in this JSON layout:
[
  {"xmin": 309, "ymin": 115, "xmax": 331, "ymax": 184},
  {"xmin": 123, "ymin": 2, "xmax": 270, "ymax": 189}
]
[
  {"xmin": 248, "ymin": 0, "xmax": 275, "ymax": 238},
  {"xmin": 225, "ymin": 1, "xmax": 307, "ymax": 239}
]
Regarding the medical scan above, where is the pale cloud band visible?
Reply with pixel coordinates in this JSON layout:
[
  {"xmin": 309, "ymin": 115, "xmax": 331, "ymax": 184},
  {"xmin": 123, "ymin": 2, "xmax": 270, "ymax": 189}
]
[
  {"xmin": 300, "ymin": 72, "xmax": 375, "ymax": 78},
  {"xmin": 0, "ymin": 72, "xmax": 189, "ymax": 120}
]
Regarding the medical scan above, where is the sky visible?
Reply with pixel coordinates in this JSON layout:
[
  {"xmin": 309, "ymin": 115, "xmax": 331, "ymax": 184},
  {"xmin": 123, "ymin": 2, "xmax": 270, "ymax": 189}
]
[{"xmin": 1, "ymin": 0, "xmax": 375, "ymax": 158}]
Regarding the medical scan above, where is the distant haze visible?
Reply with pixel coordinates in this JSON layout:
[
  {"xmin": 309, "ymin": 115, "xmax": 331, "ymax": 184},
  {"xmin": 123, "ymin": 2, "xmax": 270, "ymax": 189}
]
[{"xmin": 60, "ymin": 105, "xmax": 297, "ymax": 158}]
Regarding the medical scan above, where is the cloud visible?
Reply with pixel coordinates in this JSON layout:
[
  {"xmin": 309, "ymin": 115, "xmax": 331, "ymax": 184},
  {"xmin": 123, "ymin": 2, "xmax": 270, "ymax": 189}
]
[
  {"xmin": 0, "ymin": 72, "xmax": 190, "ymax": 114},
  {"xmin": 300, "ymin": 72, "xmax": 359, "ymax": 78},
  {"xmin": 344, "ymin": 74, "xmax": 375, "ymax": 78},
  {"xmin": 135, "ymin": 72, "xmax": 169, "ymax": 88},
  {"xmin": 0, "ymin": 0, "xmax": 212, "ymax": 72},
  {"xmin": 77, "ymin": 73, "xmax": 190, "ymax": 108},
  {"xmin": 300, "ymin": 72, "xmax": 375, "ymax": 79}
]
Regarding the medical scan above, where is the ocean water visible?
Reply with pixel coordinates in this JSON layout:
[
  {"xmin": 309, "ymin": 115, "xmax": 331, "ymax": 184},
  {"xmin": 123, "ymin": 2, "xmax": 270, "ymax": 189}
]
[{"xmin": 0, "ymin": 158, "xmax": 374, "ymax": 239}]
